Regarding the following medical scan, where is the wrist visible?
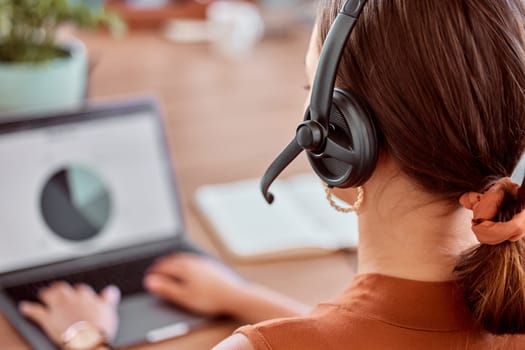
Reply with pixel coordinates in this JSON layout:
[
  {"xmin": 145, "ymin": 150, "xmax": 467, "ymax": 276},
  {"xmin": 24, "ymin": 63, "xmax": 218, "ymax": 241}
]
[
  {"xmin": 219, "ymin": 283, "xmax": 254, "ymax": 317},
  {"xmin": 61, "ymin": 321, "xmax": 111, "ymax": 350}
]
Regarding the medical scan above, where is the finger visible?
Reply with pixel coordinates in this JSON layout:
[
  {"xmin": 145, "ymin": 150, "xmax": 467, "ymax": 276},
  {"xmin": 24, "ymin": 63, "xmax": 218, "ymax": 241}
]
[
  {"xmin": 75, "ymin": 283, "xmax": 96, "ymax": 297},
  {"xmin": 144, "ymin": 274, "xmax": 185, "ymax": 302},
  {"xmin": 19, "ymin": 302, "xmax": 47, "ymax": 325},
  {"xmin": 101, "ymin": 285, "xmax": 121, "ymax": 307},
  {"xmin": 148, "ymin": 255, "xmax": 188, "ymax": 277},
  {"xmin": 49, "ymin": 281, "xmax": 73, "ymax": 295},
  {"xmin": 39, "ymin": 282, "xmax": 72, "ymax": 304},
  {"xmin": 50, "ymin": 281, "xmax": 72, "ymax": 290}
]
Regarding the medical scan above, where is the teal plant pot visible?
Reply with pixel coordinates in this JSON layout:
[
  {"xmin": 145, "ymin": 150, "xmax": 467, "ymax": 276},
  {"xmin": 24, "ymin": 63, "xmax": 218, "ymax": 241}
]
[{"xmin": 0, "ymin": 39, "xmax": 88, "ymax": 115}]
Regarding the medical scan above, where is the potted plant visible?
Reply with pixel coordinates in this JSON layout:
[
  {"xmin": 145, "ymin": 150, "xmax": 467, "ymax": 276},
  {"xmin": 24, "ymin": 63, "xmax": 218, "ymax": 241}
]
[{"xmin": 0, "ymin": 0, "xmax": 124, "ymax": 115}]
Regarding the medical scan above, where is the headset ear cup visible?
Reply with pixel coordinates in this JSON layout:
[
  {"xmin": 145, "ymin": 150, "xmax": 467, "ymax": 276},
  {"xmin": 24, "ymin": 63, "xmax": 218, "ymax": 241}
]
[{"xmin": 306, "ymin": 89, "xmax": 379, "ymax": 188}]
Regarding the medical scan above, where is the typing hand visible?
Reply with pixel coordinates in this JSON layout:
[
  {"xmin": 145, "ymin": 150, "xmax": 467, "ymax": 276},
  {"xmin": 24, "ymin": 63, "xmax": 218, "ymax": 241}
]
[
  {"xmin": 144, "ymin": 253, "xmax": 247, "ymax": 316},
  {"xmin": 19, "ymin": 283, "xmax": 120, "ymax": 345}
]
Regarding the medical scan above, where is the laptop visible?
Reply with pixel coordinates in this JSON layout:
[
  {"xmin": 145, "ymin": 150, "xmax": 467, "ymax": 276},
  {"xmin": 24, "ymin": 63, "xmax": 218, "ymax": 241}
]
[{"xmin": 0, "ymin": 98, "xmax": 208, "ymax": 349}]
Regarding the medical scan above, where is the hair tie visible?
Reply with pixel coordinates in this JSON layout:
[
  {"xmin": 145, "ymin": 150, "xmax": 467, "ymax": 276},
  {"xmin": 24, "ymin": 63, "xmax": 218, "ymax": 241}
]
[{"xmin": 460, "ymin": 178, "xmax": 525, "ymax": 245}]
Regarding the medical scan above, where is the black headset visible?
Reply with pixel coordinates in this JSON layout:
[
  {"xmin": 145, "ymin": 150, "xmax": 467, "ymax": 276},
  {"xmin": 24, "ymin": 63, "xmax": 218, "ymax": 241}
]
[{"xmin": 261, "ymin": 0, "xmax": 379, "ymax": 204}]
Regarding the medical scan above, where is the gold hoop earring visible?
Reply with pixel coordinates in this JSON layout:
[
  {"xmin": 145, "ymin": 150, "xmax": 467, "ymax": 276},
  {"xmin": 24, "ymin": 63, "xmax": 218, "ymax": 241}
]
[{"xmin": 325, "ymin": 185, "xmax": 364, "ymax": 213}]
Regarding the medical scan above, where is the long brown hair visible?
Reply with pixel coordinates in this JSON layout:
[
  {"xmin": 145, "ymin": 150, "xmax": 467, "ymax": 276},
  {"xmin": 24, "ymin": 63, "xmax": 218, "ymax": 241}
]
[{"xmin": 318, "ymin": 0, "xmax": 525, "ymax": 334}]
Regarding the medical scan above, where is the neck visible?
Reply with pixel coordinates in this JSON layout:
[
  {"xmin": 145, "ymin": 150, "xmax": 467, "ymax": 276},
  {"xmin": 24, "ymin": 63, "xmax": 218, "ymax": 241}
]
[{"xmin": 356, "ymin": 174, "xmax": 478, "ymax": 282}]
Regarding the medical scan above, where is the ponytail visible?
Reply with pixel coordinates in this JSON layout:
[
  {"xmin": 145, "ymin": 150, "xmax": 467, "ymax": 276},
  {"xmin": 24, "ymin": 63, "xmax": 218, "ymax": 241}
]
[{"xmin": 454, "ymin": 180, "xmax": 525, "ymax": 334}]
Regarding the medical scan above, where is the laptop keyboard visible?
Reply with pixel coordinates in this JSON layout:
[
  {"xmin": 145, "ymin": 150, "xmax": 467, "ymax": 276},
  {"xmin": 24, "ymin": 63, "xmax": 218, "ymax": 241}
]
[{"xmin": 4, "ymin": 254, "xmax": 160, "ymax": 305}]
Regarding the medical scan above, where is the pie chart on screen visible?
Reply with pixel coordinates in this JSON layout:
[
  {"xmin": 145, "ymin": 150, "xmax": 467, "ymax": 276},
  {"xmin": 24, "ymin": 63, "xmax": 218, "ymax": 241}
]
[{"xmin": 40, "ymin": 166, "xmax": 112, "ymax": 242}]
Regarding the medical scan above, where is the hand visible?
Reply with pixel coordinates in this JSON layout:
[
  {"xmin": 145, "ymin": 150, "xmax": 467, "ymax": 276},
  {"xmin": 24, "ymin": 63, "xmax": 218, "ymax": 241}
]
[
  {"xmin": 144, "ymin": 253, "xmax": 247, "ymax": 316},
  {"xmin": 19, "ymin": 283, "xmax": 121, "ymax": 345}
]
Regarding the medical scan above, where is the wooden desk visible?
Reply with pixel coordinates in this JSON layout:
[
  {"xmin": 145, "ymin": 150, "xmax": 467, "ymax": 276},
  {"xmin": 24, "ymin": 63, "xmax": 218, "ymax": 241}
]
[{"xmin": 0, "ymin": 29, "xmax": 357, "ymax": 349}]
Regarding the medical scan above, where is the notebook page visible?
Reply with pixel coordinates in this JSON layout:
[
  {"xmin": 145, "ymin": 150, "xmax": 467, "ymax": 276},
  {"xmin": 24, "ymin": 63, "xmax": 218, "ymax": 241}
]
[{"xmin": 194, "ymin": 174, "xmax": 359, "ymax": 257}]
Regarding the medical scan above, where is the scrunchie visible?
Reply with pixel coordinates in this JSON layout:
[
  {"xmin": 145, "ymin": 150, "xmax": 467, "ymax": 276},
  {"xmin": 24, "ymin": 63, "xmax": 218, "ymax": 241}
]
[{"xmin": 460, "ymin": 177, "xmax": 525, "ymax": 245}]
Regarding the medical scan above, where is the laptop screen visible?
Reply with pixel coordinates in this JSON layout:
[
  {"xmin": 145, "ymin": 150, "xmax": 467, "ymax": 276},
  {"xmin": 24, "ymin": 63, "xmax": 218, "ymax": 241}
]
[{"xmin": 0, "ymin": 103, "xmax": 182, "ymax": 274}]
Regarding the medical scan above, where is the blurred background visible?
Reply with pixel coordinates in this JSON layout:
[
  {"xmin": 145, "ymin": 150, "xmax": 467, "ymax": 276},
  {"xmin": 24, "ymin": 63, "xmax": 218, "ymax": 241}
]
[
  {"xmin": 0, "ymin": 0, "xmax": 318, "ymax": 218},
  {"xmin": 0, "ymin": 2, "xmax": 361, "ymax": 349},
  {"xmin": 88, "ymin": 0, "xmax": 317, "ymax": 196}
]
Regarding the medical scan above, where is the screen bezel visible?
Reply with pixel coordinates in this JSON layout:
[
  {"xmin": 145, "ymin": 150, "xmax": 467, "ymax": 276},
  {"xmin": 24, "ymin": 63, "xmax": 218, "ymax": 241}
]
[{"xmin": 0, "ymin": 97, "xmax": 186, "ymax": 281}]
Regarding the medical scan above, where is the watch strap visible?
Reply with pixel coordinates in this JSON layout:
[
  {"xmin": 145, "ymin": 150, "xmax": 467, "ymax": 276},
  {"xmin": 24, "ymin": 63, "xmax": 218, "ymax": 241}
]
[{"xmin": 62, "ymin": 321, "xmax": 111, "ymax": 350}]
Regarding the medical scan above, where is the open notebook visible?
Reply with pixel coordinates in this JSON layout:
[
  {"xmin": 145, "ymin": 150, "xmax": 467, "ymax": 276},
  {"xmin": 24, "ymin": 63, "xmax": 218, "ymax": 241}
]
[{"xmin": 194, "ymin": 174, "xmax": 358, "ymax": 261}]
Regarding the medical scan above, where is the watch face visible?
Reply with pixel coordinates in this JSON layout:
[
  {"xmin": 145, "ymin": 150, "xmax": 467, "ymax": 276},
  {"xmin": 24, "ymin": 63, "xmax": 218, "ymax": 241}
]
[{"xmin": 66, "ymin": 327, "xmax": 105, "ymax": 350}]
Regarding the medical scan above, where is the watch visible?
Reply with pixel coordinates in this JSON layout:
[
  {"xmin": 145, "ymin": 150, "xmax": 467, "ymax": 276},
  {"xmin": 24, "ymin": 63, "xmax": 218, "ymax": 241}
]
[{"xmin": 61, "ymin": 321, "xmax": 111, "ymax": 350}]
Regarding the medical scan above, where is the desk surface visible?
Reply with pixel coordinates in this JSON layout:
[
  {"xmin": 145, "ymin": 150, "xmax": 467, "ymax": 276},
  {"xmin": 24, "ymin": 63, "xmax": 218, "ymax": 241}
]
[{"xmin": 0, "ymin": 29, "xmax": 357, "ymax": 350}]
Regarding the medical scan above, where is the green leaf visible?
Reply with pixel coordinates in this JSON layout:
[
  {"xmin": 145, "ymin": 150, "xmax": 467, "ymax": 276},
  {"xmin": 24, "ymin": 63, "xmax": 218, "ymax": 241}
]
[{"xmin": 0, "ymin": 0, "xmax": 126, "ymax": 63}]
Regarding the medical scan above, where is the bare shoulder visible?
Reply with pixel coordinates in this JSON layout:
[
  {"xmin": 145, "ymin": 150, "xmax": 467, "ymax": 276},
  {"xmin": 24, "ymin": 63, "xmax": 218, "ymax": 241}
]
[{"xmin": 212, "ymin": 334, "xmax": 256, "ymax": 350}]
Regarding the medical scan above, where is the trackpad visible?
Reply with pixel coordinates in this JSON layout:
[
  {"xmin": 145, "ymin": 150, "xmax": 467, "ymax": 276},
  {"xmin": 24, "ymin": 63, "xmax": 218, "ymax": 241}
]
[{"xmin": 114, "ymin": 293, "xmax": 208, "ymax": 347}]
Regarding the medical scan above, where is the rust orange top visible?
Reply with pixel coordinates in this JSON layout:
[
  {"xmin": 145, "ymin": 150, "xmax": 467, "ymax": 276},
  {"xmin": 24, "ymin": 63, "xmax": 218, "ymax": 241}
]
[{"xmin": 236, "ymin": 274, "xmax": 525, "ymax": 349}]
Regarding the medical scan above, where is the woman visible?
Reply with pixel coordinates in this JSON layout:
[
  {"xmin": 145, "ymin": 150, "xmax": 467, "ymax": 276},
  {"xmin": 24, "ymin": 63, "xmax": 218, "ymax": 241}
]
[{"xmin": 20, "ymin": 0, "xmax": 525, "ymax": 349}]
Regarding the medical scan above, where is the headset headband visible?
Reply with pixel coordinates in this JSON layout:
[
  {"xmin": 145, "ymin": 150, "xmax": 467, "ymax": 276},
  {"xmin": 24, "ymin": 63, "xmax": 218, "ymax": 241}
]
[
  {"xmin": 260, "ymin": 0, "xmax": 368, "ymax": 204},
  {"xmin": 310, "ymin": 0, "xmax": 367, "ymax": 127}
]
